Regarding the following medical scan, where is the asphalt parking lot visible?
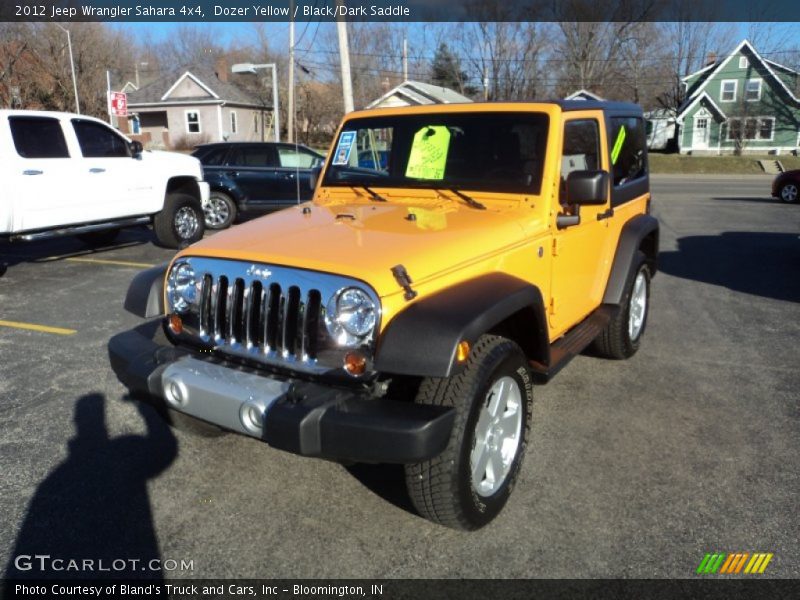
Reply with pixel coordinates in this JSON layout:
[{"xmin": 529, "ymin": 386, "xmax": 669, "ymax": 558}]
[{"xmin": 0, "ymin": 175, "xmax": 798, "ymax": 579}]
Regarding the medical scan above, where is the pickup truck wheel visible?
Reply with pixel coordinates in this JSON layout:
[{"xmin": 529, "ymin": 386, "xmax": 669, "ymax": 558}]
[
  {"xmin": 76, "ymin": 229, "xmax": 119, "ymax": 246},
  {"xmin": 203, "ymin": 192, "xmax": 237, "ymax": 230},
  {"xmin": 593, "ymin": 252, "xmax": 651, "ymax": 359},
  {"xmin": 779, "ymin": 182, "xmax": 798, "ymax": 203},
  {"xmin": 404, "ymin": 335, "xmax": 533, "ymax": 530},
  {"xmin": 153, "ymin": 193, "xmax": 205, "ymax": 248}
]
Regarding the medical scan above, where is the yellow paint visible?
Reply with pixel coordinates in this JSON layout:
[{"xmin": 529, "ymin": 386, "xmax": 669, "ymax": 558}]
[
  {"xmin": 0, "ymin": 319, "xmax": 76, "ymax": 335},
  {"xmin": 169, "ymin": 102, "xmax": 649, "ymax": 344}
]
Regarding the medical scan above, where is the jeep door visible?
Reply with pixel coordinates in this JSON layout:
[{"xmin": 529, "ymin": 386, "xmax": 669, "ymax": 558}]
[
  {"xmin": 70, "ymin": 118, "xmax": 160, "ymax": 221},
  {"xmin": 549, "ymin": 114, "xmax": 616, "ymax": 335},
  {"xmin": 6, "ymin": 115, "xmax": 88, "ymax": 232},
  {"xmin": 224, "ymin": 145, "xmax": 283, "ymax": 207}
]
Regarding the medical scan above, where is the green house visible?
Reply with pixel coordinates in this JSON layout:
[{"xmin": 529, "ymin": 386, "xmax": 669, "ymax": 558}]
[{"xmin": 677, "ymin": 40, "xmax": 800, "ymax": 155}]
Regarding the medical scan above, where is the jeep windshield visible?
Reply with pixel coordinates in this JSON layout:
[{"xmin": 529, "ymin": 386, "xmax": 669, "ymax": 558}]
[{"xmin": 322, "ymin": 112, "xmax": 549, "ymax": 196}]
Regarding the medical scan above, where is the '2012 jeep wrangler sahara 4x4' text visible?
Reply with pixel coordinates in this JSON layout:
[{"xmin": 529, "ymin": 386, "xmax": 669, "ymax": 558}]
[{"xmin": 110, "ymin": 101, "xmax": 659, "ymax": 530}]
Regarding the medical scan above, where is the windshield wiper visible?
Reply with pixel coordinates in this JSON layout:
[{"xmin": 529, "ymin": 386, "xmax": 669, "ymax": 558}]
[
  {"xmin": 449, "ymin": 188, "xmax": 486, "ymax": 210},
  {"xmin": 360, "ymin": 186, "xmax": 387, "ymax": 202}
]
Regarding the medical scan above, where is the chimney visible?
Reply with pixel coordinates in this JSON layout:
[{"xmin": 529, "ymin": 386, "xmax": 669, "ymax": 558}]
[
  {"xmin": 215, "ymin": 58, "xmax": 228, "ymax": 83},
  {"xmin": 705, "ymin": 52, "xmax": 717, "ymax": 67}
]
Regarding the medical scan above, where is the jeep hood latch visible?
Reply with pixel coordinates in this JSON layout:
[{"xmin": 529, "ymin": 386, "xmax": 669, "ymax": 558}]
[{"xmin": 391, "ymin": 264, "xmax": 418, "ymax": 301}]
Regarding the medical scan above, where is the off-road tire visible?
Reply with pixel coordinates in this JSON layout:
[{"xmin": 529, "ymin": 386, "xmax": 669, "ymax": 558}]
[
  {"xmin": 593, "ymin": 251, "xmax": 651, "ymax": 359},
  {"xmin": 76, "ymin": 228, "xmax": 120, "ymax": 246},
  {"xmin": 153, "ymin": 192, "xmax": 204, "ymax": 248},
  {"xmin": 405, "ymin": 335, "xmax": 533, "ymax": 530},
  {"xmin": 203, "ymin": 191, "xmax": 237, "ymax": 230}
]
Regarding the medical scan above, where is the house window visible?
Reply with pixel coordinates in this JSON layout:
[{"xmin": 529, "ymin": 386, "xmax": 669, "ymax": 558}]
[
  {"xmin": 745, "ymin": 79, "xmax": 762, "ymax": 101},
  {"xmin": 253, "ymin": 113, "xmax": 259, "ymax": 133},
  {"xmin": 727, "ymin": 117, "xmax": 774, "ymax": 141},
  {"xmin": 739, "ymin": 56, "xmax": 748, "ymax": 69},
  {"xmin": 230, "ymin": 111, "xmax": 237, "ymax": 134},
  {"xmin": 720, "ymin": 80, "xmax": 737, "ymax": 102},
  {"xmin": 185, "ymin": 111, "xmax": 200, "ymax": 134}
]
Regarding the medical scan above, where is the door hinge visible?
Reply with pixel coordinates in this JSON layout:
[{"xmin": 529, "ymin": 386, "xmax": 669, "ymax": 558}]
[
  {"xmin": 549, "ymin": 297, "xmax": 557, "ymax": 315},
  {"xmin": 551, "ymin": 238, "xmax": 558, "ymax": 257}
]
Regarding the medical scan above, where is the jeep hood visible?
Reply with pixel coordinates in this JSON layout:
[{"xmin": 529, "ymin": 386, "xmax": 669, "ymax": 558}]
[{"xmin": 181, "ymin": 200, "xmax": 531, "ymax": 297}]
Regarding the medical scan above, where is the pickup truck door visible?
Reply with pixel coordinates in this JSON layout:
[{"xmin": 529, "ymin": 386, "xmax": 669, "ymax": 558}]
[
  {"xmin": 6, "ymin": 115, "xmax": 88, "ymax": 232},
  {"xmin": 224, "ymin": 145, "xmax": 282, "ymax": 206},
  {"xmin": 549, "ymin": 115, "xmax": 615, "ymax": 336},
  {"xmin": 70, "ymin": 118, "xmax": 158, "ymax": 221}
]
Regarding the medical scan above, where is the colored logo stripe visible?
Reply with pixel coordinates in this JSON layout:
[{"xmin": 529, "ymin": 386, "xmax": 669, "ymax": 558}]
[
  {"xmin": 611, "ymin": 126, "xmax": 627, "ymax": 165},
  {"xmin": 698, "ymin": 552, "xmax": 773, "ymax": 575}
]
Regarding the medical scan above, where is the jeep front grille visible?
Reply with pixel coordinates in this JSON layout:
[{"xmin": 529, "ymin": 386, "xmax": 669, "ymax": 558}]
[{"xmin": 168, "ymin": 257, "xmax": 380, "ymax": 375}]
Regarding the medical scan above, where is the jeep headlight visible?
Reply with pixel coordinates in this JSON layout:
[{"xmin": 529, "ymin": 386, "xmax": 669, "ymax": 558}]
[
  {"xmin": 325, "ymin": 287, "xmax": 377, "ymax": 346},
  {"xmin": 166, "ymin": 261, "xmax": 198, "ymax": 313}
]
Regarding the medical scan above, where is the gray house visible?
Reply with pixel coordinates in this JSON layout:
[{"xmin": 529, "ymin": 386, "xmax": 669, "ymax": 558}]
[
  {"xmin": 365, "ymin": 80, "xmax": 473, "ymax": 109},
  {"xmin": 125, "ymin": 63, "xmax": 271, "ymax": 149},
  {"xmin": 677, "ymin": 40, "xmax": 800, "ymax": 155}
]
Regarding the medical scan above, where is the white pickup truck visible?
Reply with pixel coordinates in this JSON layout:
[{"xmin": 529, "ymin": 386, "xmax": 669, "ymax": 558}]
[{"xmin": 0, "ymin": 110, "xmax": 209, "ymax": 248}]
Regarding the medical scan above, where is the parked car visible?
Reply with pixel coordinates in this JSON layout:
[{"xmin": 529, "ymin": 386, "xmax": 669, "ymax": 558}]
[
  {"xmin": 0, "ymin": 110, "xmax": 208, "ymax": 248},
  {"xmin": 772, "ymin": 170, "xmax": 800, "ymax": 203},
  {"xmin": 192, "ymin": 142, "xmax": 325, "ymax": 229}
]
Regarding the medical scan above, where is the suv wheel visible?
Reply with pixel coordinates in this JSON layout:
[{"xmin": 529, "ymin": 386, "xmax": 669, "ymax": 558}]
[
  {"xmin": 153, "ymin": 193, "xmax": 205, "ymax": 248},
  {"xmin": 405, "ymin": 335, "xmax": 533, "ymax": 530},
  {"xmin": 593, "ymin": 252, "xmax": 651, "ymax": 359},
  {"xmin": 203, "ymin": 192, "xmax": 237, "ymax": 230},
  {"xmin": 779, "ymin": 182, "xmax": 798, "ymax": 203}
]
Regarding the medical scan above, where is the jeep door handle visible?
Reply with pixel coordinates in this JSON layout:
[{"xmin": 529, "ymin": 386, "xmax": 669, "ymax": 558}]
[
  {"xmin": 23, "ymin": 169, "xmax": 43, "ymax": 176},
  {"xmin": 89, "ymin": 168, "xmax": 106, "ymax": 173},
  {"xmin": 596, "ymin": 208, "xmax": 614, "ymax": 221}
]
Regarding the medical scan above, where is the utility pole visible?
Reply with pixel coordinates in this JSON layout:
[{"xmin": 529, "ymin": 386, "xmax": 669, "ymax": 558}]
[
  {"xmin": 403, "ymin": 36, "xmax": 408, "ymax": 82},
  {"xmin": 336, "ymin": 0, "xmax": 354, "ymax": 113},
  {"xmin": 55, "ymin": 24, "xmax": 80, "ymax": 114},
  {"xmin": 288, "ymin": 0, "xmax": 295, "ymax": 143}
]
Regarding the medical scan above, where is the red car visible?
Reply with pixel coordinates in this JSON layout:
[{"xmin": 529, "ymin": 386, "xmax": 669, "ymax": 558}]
[{"xmin": 772, "ymin": 170, "xmax": 800, "ymax": 203}]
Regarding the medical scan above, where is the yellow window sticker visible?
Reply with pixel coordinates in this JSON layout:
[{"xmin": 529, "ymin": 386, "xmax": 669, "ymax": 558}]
[{"xmin": 405, "ymin": 126, "xmax": 451, "ymax": 180}]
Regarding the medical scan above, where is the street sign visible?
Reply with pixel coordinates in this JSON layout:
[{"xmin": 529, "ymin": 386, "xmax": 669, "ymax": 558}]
[{"xmin": 109, "ymin": 91, "xmax": 127, "ymax": 116}]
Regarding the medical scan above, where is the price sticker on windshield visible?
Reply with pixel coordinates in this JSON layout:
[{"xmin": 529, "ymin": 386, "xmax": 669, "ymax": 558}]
[
  {"xmin": 406, "ymin": 126, "xmax": 451, "ymax": 180},
  {"xmin": 333, "ymin": 131, "xmax": 356, "ymax": 165}
]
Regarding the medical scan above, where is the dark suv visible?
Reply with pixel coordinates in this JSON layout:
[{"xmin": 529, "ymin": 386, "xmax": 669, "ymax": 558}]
[{"xmin": 192, "ymin": 142, "xmax": 325, "ymax": 229}]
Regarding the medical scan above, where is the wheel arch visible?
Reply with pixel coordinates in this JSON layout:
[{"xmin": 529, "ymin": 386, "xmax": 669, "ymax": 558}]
[
  {"xmin": 374, "ymin": 273, "xmax": 550, "ymax": 378},
  {"xmin": 166, "ymin": 177, "xmax": 202, "ymax": 200},
  {"xmin": 603, "ymin": 214, "xmax": 659, "ymax": 306}
]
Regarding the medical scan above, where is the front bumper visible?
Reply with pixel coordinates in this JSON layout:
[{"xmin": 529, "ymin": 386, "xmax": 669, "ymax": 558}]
[{"xmin": 108, "ymin": 321, "xmax": 455, "ymax": 463}]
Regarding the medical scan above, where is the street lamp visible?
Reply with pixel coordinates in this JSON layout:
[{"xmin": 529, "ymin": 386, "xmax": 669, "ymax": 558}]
[
  {"xmin": 232, "ymin": 63, "xmax": 280, "ymax": 142},
  {"xmin": 54, "ymin": 23, "xmax": 80, "ymax": 114}
]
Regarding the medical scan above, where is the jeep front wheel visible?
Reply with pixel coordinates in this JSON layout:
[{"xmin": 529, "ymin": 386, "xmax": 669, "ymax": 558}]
[
  {"xmin": 404, "ymin": 335, "xmax": 533, "ymax": 530},
  {"xmin": 153, "ymin": 192, "xmax": 205, "ymax": 248},
  {"xmin": 593, "ymin": 252, "xmax": 651, "ymax": 359}
]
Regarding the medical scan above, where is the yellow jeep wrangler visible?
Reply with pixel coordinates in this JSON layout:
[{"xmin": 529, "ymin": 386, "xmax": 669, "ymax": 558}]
[{"xmin": 110, "ymin": 101, "xmax": 658, "ymax": 530}]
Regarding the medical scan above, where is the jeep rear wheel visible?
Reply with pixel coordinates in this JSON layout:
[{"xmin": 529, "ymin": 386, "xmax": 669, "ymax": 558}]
[
  {"xmin": 405, "ymin": 335, "xmax": 533, "ymax": 530},
  {"xmin": 203, "ymin": 191, "xmax": 237, "ymax": 230},
  {"xmin": 153, "ymin": 193, "xmax": 205, "ymax": 248},
  {"xmin": 593, "ymin": 252, "xmax": 651, "ymax": 359}
]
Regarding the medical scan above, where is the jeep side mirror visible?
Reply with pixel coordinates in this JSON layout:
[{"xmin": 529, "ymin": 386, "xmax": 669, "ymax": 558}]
[
  {"xmin": 130, "ymin": 140, "xmax": 143, "ymax": 158},
  {"xmin": 565, "ymin": 170, "xmax": 609, "ymax": 206}
]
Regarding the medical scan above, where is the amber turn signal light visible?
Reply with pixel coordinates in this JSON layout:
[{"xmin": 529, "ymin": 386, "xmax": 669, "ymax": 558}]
[
  {"xmin": 344, "ymin": 351, "xmax": 367, "ymax": 376},
  {"xmin": 167, "ymin": 313, "xmax": 183, "ymax": 335},
  {"xmin": 456, "ymin": 340, "xmax": 471, "ymax": 363}
]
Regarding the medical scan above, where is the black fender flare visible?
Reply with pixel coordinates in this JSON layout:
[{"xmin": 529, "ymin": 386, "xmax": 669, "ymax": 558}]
[
  {"xmin": 603, "ymin": 214, "xmax": 659, "ymax": 306},
  {"xmin": 374, "ymin": 273, "xmax": 549, "ymax": 378},
  {"xmin": 123, "ymin": 263, "xmax": 168, "ymax": 318}
]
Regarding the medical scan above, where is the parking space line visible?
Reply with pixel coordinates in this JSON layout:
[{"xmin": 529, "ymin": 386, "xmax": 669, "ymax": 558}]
[
  {"xmin": 0, "ymin": 319, "xmax": 77, "ymax": 335},
  {"xmin": 64, "ymin": 257, "xmax": 155, "ymax": 268}
]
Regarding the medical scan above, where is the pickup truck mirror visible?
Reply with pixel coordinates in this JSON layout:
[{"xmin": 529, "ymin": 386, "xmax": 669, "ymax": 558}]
[
  {"xmin": 565, "ymin": 170, "xmax": 609, "ymax": 206},
  {"xmin": 129, "ymin": 140, "xmax": 143, "ymax": 158}
]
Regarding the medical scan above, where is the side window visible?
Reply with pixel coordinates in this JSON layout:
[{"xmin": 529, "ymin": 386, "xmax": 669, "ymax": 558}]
[
  {"xmin": 609, "ymin": 117, "xmax": 647, "ymax": 186},
  {"xmin": 9, "ymin": 117, "xmax": 70, "ymax": 159},
  {"xmin": 230, "ymin": 111, "xmax": 237, "ymax": 134},
  {"xmin": 562, "ymin": 119, "xmax": 600, "ymax": 179},
  {"xmin": 278, "ymin": 147, "xmax": 318, "ymax": 168},
  {"xmin": 200, "ymin": 147, "xmax": 229, "ymax": 166},
  {"xmin": 230, "ymin": 147, "xmax": 276, "ymax": 167},
  {"xmin": 72, "ymin": 120, "xmax": 130, "ymax": 158}
]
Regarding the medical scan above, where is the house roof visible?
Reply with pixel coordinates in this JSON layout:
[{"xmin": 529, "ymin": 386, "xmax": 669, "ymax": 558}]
[
  {"xmin": 127, "ymin": 65, "xmax": 266, "ymax": 108},
  {"xmin": 676, "ymin": 92, "xmax": 727, "ymax": 122},
  {"xmin": 678, "ymin": 39, "xmax": 799, "ymax": 119},
  {"xmin": 365, "ymin": 80, "xmax": 473, "ymax": 109},
  {"xmin": 564, "ymin": 89, "xmax": 604, "ymax": 101}
]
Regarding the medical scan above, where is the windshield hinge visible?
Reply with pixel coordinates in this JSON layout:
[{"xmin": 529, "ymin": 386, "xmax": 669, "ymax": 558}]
[{"xmin": 391, "ymin": 264, "xmax": 418, "ymax": 301}]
